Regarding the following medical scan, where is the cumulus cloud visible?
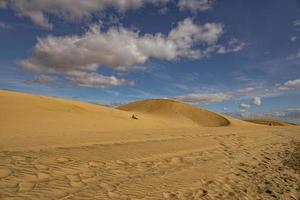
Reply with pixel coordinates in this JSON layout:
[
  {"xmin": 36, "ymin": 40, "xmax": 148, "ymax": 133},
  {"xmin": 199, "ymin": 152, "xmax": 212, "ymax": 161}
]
[
  {"xmin": 20, "ymin": 18, "xmax": 224, "ymax": 73},
  {"xmin": 26, "ymin": 74, "xmax": 56, "ymax": 84},
  {"xmin": 66, "ymin": 71, "xmax": 134, "ymax": 88},
  {"xmin": 278, "ymin": 78, "xmax": 300, "ymax": 91},
  {"xmin": 217, "ymin": 38, "xmax": 246, "ymax": 54},
  {"xmin": 178, "ymin": 0, "xmax": 214, "ymax": 13},
  {"xmin": 284, "ymin": 79, "xmax": 300, "ymax": 88},
  {"xmin": 5, "ymin": 0, "xmax": 169, "ymax": 29},
  {"xmin": 239, "ymin": 103, "xmax": 251, "ymax": 109},
  {"xmin": 251, "ymin": 96, "xmax": 261, "ymax": 106}
]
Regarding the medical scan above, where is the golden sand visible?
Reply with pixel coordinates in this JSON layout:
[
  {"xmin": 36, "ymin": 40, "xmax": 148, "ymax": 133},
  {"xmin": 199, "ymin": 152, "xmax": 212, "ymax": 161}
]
[{"xmin": 0, "ymin": 89, "xmax": 299, "ymax": 199}]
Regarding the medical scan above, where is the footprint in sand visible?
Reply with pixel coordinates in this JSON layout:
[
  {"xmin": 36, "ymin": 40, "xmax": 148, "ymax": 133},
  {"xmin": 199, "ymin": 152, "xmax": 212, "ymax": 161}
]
[
  {"xmin": 34, "ymin": 164, "xmax": 49, "ymax": 170},
  {"xmin": 80, "ymin": 171, "xmax": 96, "ymax": 179},
  {"xmin": 37, "ymin": 172, "xmax": 50, "ymax": 182},
  {"xmin": 170, "ymin": 157, "xmax": 182, "ymax": 164},
  {"xmin": 116, "ymin": 160, "xmax": 128, "ymax": 165},
  {"xmin": 70, "ymin": 181, "xmax": 86, "ymax": 187},
  {"xmin": 66, "ymin": 174, "xmax": 81, "ymax": 182},
  {"xmin": 162, "ymin": 192, "xmax": 177, "ymax": 199},
  {"xmin": 100, "ymin": 182, "xmax": 117, "ymax": 192},
  {"xmin": 18, "ymin": 181, "xmax": 35, "ymax": 192},
  {"xmin": 108, "ymin": 191, "xmax": 129, "ymax": 200},
  {"xmin": 12, "ymin": 156, "xmax": 27, "ymax": 161},
  {"xmin": 66, "ymin": 174, "xmax": 86, "ymax": 187},
  {"xmin": 80, "ymin": 171, "xmax": 98, "ymax": 183},
  {"xmin": 21, "ymin": 173, "xmax": 38, "ymax": 182},
  {"xmin": 88, "ymin": 161, "xmax": 105, "ymax": 168},
  {"xmin": 0, "ymin": 168, "xmax": 12, "ymax": 179},
  {"xmin": 136, "ymin": 162, "xmax": 150, "ymax": 170},
  {"xmin": 56, "ymin": 157, "xmax": 70, "ymax": 163}
]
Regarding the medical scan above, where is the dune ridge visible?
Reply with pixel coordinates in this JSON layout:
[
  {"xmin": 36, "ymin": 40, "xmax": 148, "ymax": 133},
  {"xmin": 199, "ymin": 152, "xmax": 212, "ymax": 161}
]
[{"xmin": 118, "ymin": 99, "xmax": 231, "ymax": 127}]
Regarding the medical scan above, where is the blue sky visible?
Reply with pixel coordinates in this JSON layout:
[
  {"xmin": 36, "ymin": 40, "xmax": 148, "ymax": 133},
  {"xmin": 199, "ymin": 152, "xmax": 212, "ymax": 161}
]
[{"xmin": 0, "ymin": 0, "xmax": 300, "ymax": 123}]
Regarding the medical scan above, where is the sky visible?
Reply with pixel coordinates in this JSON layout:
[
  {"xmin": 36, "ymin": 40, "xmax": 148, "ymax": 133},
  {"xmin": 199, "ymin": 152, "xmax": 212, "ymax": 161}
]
[{"xmin": 0, "ymin": 0, "xmax": 300, "ymax": 123}]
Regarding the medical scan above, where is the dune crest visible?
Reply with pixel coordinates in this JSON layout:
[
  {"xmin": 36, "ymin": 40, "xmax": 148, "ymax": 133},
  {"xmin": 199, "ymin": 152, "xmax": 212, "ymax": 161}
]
[{"xmin": 118, "ymin": 99, "xmax": 230, "ymax": 127}]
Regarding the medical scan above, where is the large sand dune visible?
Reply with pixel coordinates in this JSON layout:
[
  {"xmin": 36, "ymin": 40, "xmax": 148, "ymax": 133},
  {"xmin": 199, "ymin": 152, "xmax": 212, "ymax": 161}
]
[
  {"xmin": 0, "ymin": 90, "xmax": 251, "ymax": 149},
  {"xmin": 0, "ymin": 89, "xmax": 300, "ymax": 199},
  {"xmin": 118, "ymin": 99, "xmax": 230, "ymax": 127}
]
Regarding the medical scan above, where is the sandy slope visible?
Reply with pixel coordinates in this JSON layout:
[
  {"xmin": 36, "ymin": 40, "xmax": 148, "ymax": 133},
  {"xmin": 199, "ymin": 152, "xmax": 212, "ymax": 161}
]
[
  {"xmin": 0, "ymin": 90, "xmax": 300, "ymax": 199},
  {"xmin": 0, "ymin": 90, "xmax": 250, "ymax": 149},
  {"xmin": 245, "ymin": 119, "xmax": 297, "ymax": 126},
  {"xmin": 118, "ymin": 99, "xmax": 252, "ymax": 127},
  {"xmin": 118, "ymin": 99, "xmax": 230, "ymax": 127}
]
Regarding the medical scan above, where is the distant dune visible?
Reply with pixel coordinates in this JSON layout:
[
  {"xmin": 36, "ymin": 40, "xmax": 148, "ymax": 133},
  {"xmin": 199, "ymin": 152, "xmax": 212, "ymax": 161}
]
[
  {"xmin": 244, "ymin": 119, "xmax": 297, "ymax": 126},
  {"xmin": 118, "ymin": 99, "xmax": 231, "ymax": 127}
]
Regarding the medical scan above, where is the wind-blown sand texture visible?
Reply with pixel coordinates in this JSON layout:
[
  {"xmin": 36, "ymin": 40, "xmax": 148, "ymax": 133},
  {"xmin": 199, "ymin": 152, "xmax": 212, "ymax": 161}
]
[{"xmin": 0, "ymin": 89, "xmax": 299, "ymax": 199}]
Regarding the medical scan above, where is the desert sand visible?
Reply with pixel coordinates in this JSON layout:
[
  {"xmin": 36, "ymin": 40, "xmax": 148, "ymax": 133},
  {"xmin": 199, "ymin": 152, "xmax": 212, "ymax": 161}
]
[
  {"xmin": 245, "ymin": 119, "xmax": 297, "ymax": 126},
  {"xmin": 0, "ymin": 89, "xmax": 299, "ymax": 199}
]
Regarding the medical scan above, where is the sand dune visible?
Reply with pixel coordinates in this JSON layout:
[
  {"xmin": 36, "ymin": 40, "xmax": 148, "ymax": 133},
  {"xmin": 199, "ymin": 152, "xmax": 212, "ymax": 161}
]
[
  {"xmin": 245, "ymin": 119, "xmax": 297, "ymax": 126},
  {"xmin": 0, "ymin": 90, "xmax": 253, "ymax": 149},
  {"xmin": 0, "ymin": 90, "xmax": 202, "ymax": 149},
  {"xmin": 0, "ymin": 89, "xmax": 300, "ymax": 199},
  {"xmin": 118, "ymin": 99, "xmax": 231, "ymax": 127}
]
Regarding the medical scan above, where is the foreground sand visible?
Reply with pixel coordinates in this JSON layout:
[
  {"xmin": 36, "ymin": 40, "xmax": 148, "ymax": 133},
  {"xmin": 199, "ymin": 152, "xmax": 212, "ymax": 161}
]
[{"xmin": 0, "ymin": 90, "xmax": 299, "ymax": 199}]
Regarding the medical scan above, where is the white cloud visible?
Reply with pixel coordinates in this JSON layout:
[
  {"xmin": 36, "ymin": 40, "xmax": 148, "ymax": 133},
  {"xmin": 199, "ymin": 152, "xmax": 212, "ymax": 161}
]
[
  {"xmin": 278, "ymin": 78, "xmax": 300, "ymax": 91},
  {"xmin": 26, "ymin": 75, "xmax": 56, "ymax": 84},
  {"xmin": 293, "ymin": 19, "xmax": 300, "ymax": 27},
  {"xmin": 287, "ymin": 52, "xmax": 300, "ymax": 60},
  {"xmin": 66, "ymin": 71, "xmax": 134, "ymax": 88},
  {"xmin": 290, "ymin": 36, "xmax": 297, "ymax": 42},
  {"xmin": 278, "ymin": 86, "xmax": 290, "ymax": 91},
  {"xmin": 239, "ymin": 103, "xmax": 251, "ymax": 109},
  {"xmin": 174, "ymin": 86, "xmax": 257, "ymax": 105},
  {"xmin": 217, "ymin": 38, "xmax": 246, "ymax": 54},
  {"xmin": 6, "ymin": 0, "xmax": 169, "ymax": 29},
  {"xmin": 251, "ymin": 96, "xmax": 261, "ymax": 106},
  {"xmin": 168, "ymin": 18, "xmax": 224, "ymax": 58},
  {"xmin": 20, "ymin": 18, "xmax": 225, "ymax": 73},
  {"xmin": 173, "ymin": 78, "xmax": 300, "ymax": 107},
  {"xmin": 178, "ymin": 0, "xmax": 214, "ymax": 13},
  {"xmin": 175, "ymin": 92, "xmax": 233, "ymax": 104},
  {"xmin": 238, "ymin": 87, "xmax": 255, "ymax": 93},
  {"xmin": 284, "ymin": 79, "xmax": 300, "ymax": 87}
]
